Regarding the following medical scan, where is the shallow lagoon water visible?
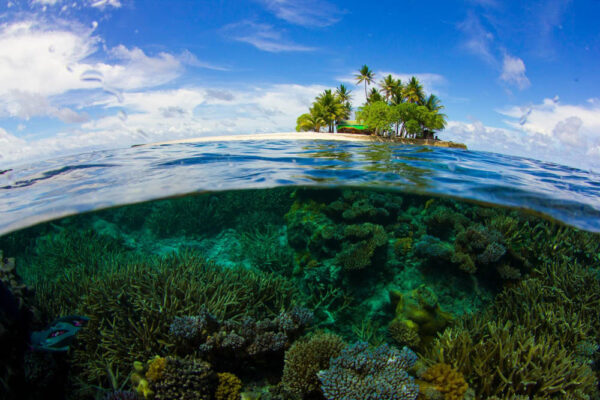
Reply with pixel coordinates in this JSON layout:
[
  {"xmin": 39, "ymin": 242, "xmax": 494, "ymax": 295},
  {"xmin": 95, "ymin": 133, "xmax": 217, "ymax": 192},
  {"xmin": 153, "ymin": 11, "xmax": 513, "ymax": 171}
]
[{"xmin": 0, "ymin": 139, "xmax": 599, "ymax": 400}]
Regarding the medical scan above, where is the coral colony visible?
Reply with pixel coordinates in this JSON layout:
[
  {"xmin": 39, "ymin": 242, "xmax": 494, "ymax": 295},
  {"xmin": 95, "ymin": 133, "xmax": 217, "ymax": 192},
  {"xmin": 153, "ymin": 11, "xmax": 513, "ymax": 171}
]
[{"xmin": 0, "ymin": 187, "xmax": 599, "ymax": 399}]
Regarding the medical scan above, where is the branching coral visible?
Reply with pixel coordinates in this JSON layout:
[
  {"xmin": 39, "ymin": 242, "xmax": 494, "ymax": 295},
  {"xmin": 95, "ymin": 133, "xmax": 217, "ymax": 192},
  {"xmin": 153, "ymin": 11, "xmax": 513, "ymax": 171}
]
[
  {"xmin": 32, "ymin": 250, "xmax": 299, "ymax": 390},
  {"xmin": 425, "ymin": 320, "xmax": 596, "ymax": 399},
  {"xmin": 282, "ymin": 331, "xmax": 346, "ymax": 397},
  {"xmin": 170, "ymin": 306, "xmax": 313, "ymax": 372},
  {"xmin": 318, "ymin": 342, "xmax": 419, "ymax": 400}
]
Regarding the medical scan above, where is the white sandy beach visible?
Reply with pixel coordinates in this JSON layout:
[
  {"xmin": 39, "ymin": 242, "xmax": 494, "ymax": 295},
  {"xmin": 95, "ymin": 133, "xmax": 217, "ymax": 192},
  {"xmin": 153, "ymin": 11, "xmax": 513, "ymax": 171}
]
[{"xmin": 142, "ymin": 131, "xmax": 377, "ymax": 146}]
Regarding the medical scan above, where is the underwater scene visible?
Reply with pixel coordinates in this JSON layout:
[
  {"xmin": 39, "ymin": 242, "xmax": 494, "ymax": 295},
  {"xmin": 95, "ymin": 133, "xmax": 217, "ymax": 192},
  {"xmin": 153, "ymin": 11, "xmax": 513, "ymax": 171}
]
[{"xmin": 1, "ymin": 186, "xmax": 599, "ymax": 400}]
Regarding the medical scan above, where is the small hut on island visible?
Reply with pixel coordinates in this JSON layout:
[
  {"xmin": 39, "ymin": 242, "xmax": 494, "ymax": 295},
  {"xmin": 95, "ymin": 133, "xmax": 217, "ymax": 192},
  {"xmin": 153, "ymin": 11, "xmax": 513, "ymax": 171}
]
[{"xmin": 336, "ymin": 120, "xmax": 371, "ymax": 134}]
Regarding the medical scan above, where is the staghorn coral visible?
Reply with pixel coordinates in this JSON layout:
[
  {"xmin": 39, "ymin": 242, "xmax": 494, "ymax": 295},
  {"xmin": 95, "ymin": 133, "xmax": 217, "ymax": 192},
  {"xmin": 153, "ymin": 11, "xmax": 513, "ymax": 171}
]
[
  {"xmin": 215, "ymin": 372, "xmax": 242, "ymax": 400},
  {"xmin": 282, "ymin": 331, "xmax": 346, "ymax": 397},
  {"xmin": 419, "ymin": 363, "xmax": 468, "ymax": 400},
  {"xmin": 32, "ymin": 250, "xmax": 298, "ymax": 391},
  {"xmin": 318, "ymin": 341, "xmax": 419, "ymax": 400},
  {"xmin": 423, "ymin": 320, "xmax": 597, "ymax": 399}
]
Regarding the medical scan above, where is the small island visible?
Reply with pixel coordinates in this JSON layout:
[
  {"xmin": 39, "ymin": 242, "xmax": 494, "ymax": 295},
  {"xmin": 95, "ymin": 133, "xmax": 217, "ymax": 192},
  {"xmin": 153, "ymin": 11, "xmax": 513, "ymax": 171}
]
[{"xmin": 296, "ymin": 65, "xmax": 466, "ymax": 149}]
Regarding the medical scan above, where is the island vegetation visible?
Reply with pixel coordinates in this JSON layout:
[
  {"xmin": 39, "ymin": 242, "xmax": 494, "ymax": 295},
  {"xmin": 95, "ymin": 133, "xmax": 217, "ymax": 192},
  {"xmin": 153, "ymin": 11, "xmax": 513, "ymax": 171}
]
[{"xmin": 296, "ymin": 65, "xmax": 448, "ymax": 139}]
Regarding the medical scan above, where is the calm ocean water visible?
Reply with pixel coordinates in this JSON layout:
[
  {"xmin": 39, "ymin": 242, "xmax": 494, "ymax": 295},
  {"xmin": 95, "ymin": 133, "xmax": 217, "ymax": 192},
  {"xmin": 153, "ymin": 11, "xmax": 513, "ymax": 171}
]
[
  {"xmin": 1, "ymin": 139, "xmax": 600, "ymax": 400},
  {"xmin": 1, "ymin": 140, "xmax": 600, "ymax": 235}
]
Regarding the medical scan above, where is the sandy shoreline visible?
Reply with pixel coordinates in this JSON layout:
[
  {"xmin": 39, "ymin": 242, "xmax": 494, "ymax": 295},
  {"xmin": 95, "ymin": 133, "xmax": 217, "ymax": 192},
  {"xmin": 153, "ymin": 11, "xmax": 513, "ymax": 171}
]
[
  {"xmin": 138, "ymin": 131, "xmax": 467, "ymax": 149},
  {"xmin": 139, "ymin": 132, "xmax": 378, "ymax": 146}
]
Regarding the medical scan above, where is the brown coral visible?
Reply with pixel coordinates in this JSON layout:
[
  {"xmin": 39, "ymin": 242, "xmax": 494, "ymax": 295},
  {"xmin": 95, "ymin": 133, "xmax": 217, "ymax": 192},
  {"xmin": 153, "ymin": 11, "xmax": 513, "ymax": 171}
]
[
  {"xmin": 420, "ymin": 363, "xmax": 468, "ymax": 400},
  {"xmin": 145, "ymin": 356, "xmax": 167, "ymax": 382},
  {"xmin": 282, "ymin": 331, "xmax": 346, "ymax": 396},
  {"xmin": 215, "ymin": 372, "xmax": 242, "ymax": 400},
  {"xmin": 388, "ymin": 319, "xmax": 421, "ymax": 348}
]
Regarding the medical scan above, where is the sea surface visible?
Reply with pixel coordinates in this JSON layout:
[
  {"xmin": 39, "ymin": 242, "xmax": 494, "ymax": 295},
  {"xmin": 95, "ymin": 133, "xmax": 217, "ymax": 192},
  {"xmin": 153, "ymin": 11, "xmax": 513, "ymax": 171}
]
[{"xmin": 0, "ymin": 139, "xmax": 599, "ymax": 400}]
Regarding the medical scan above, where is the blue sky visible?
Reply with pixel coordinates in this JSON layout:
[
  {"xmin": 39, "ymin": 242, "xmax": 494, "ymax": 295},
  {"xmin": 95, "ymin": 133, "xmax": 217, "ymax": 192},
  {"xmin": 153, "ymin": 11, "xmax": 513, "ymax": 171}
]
[{"xmin": 0, "ymin": 0, "xmax": 599, "ymax": 171}]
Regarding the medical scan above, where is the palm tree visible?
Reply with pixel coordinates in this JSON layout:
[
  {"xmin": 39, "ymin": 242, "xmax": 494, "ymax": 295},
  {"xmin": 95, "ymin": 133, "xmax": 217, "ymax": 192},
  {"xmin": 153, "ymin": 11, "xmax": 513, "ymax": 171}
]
[
  {"xmin": 335, "ymin": 84, "xmax": 353, "ymax": 121},
  {"xmin": 296, "ymin": 111, "xmax": 326, "ymax": 132},
  {"xmin": 424, "ymin": 94, "xmax": 444, "ymax": 113},
  {"xmin": 355, "ymin": 65, "xmax": 375, "ymax": 99},
  {"xmin": 390, "ymin": 81, "xmax": 405, "ymax": 105},
  {"xmin": 366, "ymin": 87, "xmax": 384, "ymax": 104},
  {"xmin": 379, "ymin": 74, "xmax": 399, "ymax": 103},
  {"xmin": 316, "ymin": 89, "xmax": 344, "ymax": 133},
  {"xmin": 403, "ymin": 76, "xmax": 425, "ymax": 104},
  {"xmin": 335, "ymin": 84, "xmax": 352, "ymax": 103}
]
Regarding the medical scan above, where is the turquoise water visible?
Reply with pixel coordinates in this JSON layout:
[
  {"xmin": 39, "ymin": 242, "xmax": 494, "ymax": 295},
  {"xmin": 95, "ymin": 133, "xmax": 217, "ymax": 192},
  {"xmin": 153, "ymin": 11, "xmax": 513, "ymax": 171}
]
[{"xmin": 1, "ymin": 140, "xmax": 599, "ymax": 400}]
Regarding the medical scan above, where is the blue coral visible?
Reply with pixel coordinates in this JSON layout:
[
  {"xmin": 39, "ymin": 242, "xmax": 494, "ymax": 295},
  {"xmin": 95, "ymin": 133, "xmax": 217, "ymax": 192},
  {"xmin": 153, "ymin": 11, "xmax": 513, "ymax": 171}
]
[{"xmin": 318, "ymin": 342, "xmax": 419, "ymax": 400}]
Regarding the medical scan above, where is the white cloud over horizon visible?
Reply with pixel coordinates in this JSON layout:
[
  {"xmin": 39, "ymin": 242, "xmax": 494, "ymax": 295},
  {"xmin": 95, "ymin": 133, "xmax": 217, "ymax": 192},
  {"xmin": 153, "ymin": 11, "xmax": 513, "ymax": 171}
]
[{"xmin": 441, "ymin": 97, "xmax": 600, "ymax": 172}]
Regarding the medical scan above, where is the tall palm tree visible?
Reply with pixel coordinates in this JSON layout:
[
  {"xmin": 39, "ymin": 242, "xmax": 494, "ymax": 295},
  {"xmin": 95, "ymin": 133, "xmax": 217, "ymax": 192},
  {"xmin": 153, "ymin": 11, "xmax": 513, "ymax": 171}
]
[
  {"xmin": 335, "ymin": 84, "xmax": 352, "ymax": 103},
  {"xmin": 366, "ymin": 87, "xmax": 384, "ymax": 104},
  {"xmin": 316, "ymin": 89, "xmax": 344, "ymax": 133},
  {"xmin": 424, "ymin": 94, "xmax": 444, "ymax": 113},
  {"xmin": 379, "ymin": 74, "xmax": 399, "ymax": 103},
  {"xmin": 390, "ymin": 80, "xmax": 405, "ymax": 105},
  {"xmin": 355, "ymin": 65, "xmax": 375, "ymax": 99},
  {"xmin": 336, "ymin": 84, "xmax": 353, "ymax": 121},
  {"xmin": 403, "ymin": 76, "xmax": 425, "ymax": 104}
]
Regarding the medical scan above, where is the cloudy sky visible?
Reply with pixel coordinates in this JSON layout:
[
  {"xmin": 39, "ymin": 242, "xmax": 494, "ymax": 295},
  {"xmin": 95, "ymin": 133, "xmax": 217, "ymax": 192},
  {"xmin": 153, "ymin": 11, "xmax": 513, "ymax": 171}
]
[{"xmin": 0, "ymin": 0, "xmax": 599, "ymax": 171}]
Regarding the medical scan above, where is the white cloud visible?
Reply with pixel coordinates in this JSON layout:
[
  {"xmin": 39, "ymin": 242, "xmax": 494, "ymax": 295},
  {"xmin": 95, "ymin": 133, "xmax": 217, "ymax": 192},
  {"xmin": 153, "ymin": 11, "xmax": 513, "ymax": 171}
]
[
  {"xmin": 500, "ymin": 53, "xmax": 530, "ymax": 89},
  {"xmin": 257, "ymin": 0, "xmax": 342, "ymax": 27},
  {"xmin": 0, "ymin": 84, "xmax": 326, "ymax": 166},
  {"xmin": 89, "ymin": 0, "xmax": 121, "ymax": 8},
  {"xmin": 0, "ymin": 20, "xmax": 188, "ymax": 122},
  {"xmin": 222, "ymin": 21, "xmax": 315, "ymax": 52},
  {"xmin": 31, "ymin": 0, "xmax": 61, "ymax": 5},
  {"xmin": 441, "ymin": 98, "xmax": 600, "ymax": 172},
  {"xmin": 457, "ymin": 11, "xmax": 496, "ymax": 64}
]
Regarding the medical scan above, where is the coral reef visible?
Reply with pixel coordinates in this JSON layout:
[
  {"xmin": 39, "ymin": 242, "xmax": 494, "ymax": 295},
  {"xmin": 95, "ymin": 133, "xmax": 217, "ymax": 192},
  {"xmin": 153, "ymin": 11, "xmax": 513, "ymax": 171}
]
[
  {"xmin": 318, "ymin": 341, "xmax": 419, "ymax": 400},
  {"xmin": 389, "ymin": 285, "xmax": 453, "ymax": 344},
  {"xmin": 282, "ymin": 331, "xmax": 346, "ymax": 397},
  {"xmin": 150, "ymin": 357, "xmax": 218, "ymax": 400},
  {"xmin": 388, "ymin": 319, "xmax": 421, "ymax": 348},
  {"xmin": 170, "ymin": 306, "xmax": 313, "ymax": 372},
  {"xmin": 32, "ymin": 250, "xmax": 298, "ymax": 391},
  {"xmin": 215, "ymin": 372, "xmax": 243, "ymax": 400},
  {"xmin": 418, "ymin": 363, "xmax": 468, "ymax": 400}
]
